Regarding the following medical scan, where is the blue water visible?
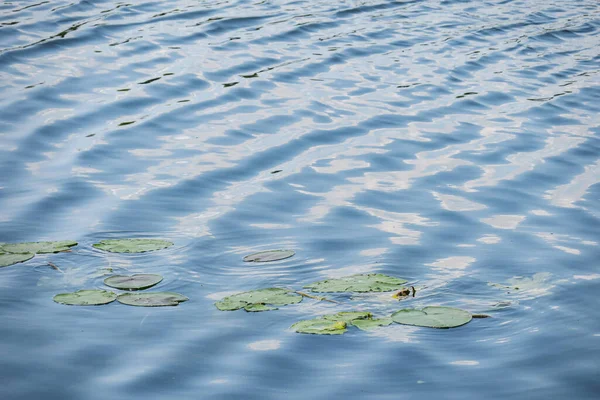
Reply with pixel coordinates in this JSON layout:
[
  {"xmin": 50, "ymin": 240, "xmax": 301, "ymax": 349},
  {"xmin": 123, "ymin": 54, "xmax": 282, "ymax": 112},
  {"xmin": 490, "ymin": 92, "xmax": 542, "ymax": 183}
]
[{"xmin": 1, "ymin": 0, "xmax": 599, "ymax": 398}]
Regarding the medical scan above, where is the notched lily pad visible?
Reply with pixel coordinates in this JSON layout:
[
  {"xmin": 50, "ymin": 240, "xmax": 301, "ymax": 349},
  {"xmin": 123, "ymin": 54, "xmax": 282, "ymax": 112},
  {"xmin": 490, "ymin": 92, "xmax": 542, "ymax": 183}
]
[
  {"xmin": 243, "ymin": 249, "xmax": 295, "ymax": 262},
  {"xmin": 351, "ymin": 317, "xmax": 393, "ymax": 331},
  {"xmin": 117, "ymin": 292, "xmax": 188, "ymax": 307},
  {"xmin": 93, "ymin": 239, "xmax": 173, "ymax": 253},
  {"xmin": 104, "ymin": 274, "xmax": 163, "ymax": 291},
  {"xmin": 0, "ymin": 252, "xmax": 34, "ymax": 268},
  {"xmin": 53, "ymin": 289, "xmax": 117, "ymax": 306},
  {"xmin": 304, "ymin": 273, "xmax": 408, "ymax": 293},
  {"xmin": 291, "ymin": 319, "xmax": 347, "ymax": 335},
  {"xmin": 391, "ymin": 306, "xmax": 472, "ymax": 329},
  {"xmin": 323, "ymin": 311, "xmax": 372, "ymax": 323},
  {"xmin": 215, "ymin": 288, "xmax": 302, "ymax": 312},
  {"xmin": 0, "ymin": 241, "xmax": 77, "ymax": 254}
]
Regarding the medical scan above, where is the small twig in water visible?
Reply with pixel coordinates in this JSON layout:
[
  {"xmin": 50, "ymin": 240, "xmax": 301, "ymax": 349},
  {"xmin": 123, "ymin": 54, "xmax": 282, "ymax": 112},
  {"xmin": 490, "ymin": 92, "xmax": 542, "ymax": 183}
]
[
  {"xmin": 472, "ymin": 314, "xmax": 491, "ymax": 319},
  {"xmin": 295, "ymin": 291, "xmax": 340, "ymax": 304},
  {"xmin": 411, "ymin": 286, "xmax": 416, "ymax": 297},
  {"xmin": 47, "ymin": 262, "xmax": 64, "ymax": 273}
]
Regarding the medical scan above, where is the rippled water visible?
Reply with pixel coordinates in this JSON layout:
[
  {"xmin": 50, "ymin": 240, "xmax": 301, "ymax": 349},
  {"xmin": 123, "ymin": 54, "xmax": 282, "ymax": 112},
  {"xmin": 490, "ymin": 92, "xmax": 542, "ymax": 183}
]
[{"xmin": 1, "ymin": 0, "xmax": 600, "ymax": 398}]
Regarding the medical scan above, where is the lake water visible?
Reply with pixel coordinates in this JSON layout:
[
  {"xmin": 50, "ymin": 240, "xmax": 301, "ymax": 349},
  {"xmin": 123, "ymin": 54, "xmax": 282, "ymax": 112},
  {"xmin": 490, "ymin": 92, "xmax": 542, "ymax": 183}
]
[{"xmin": 1, "ymin": 0, "xmax": 599, "ymax": 399}]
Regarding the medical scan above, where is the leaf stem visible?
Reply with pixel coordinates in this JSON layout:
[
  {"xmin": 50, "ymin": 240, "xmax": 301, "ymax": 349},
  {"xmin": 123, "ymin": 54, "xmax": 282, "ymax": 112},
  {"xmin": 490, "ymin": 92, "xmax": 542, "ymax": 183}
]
[{"xmin": 295, "ymin": 291, "xmax": 340, "ymax": 304}]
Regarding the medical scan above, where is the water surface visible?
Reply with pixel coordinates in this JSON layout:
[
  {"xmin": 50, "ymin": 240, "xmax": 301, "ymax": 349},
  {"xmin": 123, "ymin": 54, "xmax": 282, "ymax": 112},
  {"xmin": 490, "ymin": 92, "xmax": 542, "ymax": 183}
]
[{"xmin": 1, "ymin": 0, "xmax": 599, "ymax": 399}]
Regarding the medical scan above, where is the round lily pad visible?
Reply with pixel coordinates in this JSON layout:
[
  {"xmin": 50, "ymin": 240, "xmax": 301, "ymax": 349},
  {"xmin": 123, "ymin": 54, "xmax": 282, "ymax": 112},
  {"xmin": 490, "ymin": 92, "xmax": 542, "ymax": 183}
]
[
  {"xmin": 391, "ymin": 306, "xmax": 472, "ymax": 329},
  {"xmin": 304, "ymin": 273, "xmax": 408, "ymax": 293},
  {"xmin": 215, "ymin": 288, "xmax": 302, "ymax": 312},
  {"xmin": 0, "ymin": 252, "xmax": 34, "ymax": 268},
  {"xmin": 117, "ymin": 292, "xmax": 188, "ymax": 307},
  {"xmin": 351, "ymin": 318, "xmax": 393, "ymax": 331},
  {"xmin": 0, "ymin": 241, "xmax": 77, "ymax": 254},
  {"xmin": 243, "ymin": 250, "xmax": 295, "ymax": 262},
  {"xmin": 93, "ymin": 239, "xmax": 173, "ymax": 253},
  {"xmin": 53, "ymin": 290, "xmax": 117, "ymax": 306},
  {"xmin": 291, "ymin": 319, "xmax": 347, "ymax": 335},
  {"xmin": 323, "ymin": 311, "xmax": 372, "ymax": 323},
  {"xmin": 104, "ymin": 274, "xmax": 163, "ymax": 291}
]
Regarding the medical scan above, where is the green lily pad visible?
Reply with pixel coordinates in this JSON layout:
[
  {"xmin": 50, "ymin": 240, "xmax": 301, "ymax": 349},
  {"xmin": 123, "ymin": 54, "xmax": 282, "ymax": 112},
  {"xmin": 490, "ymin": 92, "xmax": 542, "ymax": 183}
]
[
  {"xmin": 0, "ymin": 241, "xmax": 77, "ymax": 254},
  {"xmin": 93, "ymin": 239, "xmax": 173, "ymax": 253},
  {"xmin": 117, "ymin": 292, "xmax": 188, "ymax": 307},
  {"xmin": 0, "ymin": 252, "xmax": 34, "ymax": 268},
  {"xmin": 323, "ymin": 311, "xmax": 372, "ymax": 323},
  {"xmin": 391, "ymin": 306, "xmax": 472, "ymax": 329},
  {"xmin": 304, "ymin": 273, "xmax": 408, "ymax": 293},
  {"xmin": 243, "ymin": 249, "xmax": 295, "ymax": 262},
  {"xmin": 291, "ymin": 319, "xmax": 347, "ymax": 335},
  {"xmin": 351, "ymin": 317, "xmax": 393, "ymax": 331},
  {"xmin": 104, "ymin": 274, "xmax": 163, "ymax": 291},
  {"xmin": 215, "ymin": 288, "xmax": 302, "ymax": 312},
  {"xmin": 53, "ymin": 290, "xmax": 117, "ymax": 306}
]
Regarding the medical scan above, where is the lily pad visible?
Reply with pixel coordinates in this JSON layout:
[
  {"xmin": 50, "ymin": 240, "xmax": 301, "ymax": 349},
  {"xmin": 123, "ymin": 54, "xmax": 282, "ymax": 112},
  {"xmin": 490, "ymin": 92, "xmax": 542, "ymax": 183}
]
[
  {"xmin": 117, "ymin": 292, "xmax": 188, "ymax": 307},
  {"xmin": 93, "ymin": 239, "xmax": 173, "ymax": 253},
  {"xmin": 104, "ymin": 274, "xmax": 163, "ymax": 291},
  {"xmin": 304, "ymin": 273, "xmax": 408, "ymax": 293},
  {"xmin": 0, "ymin": 241, "xmax": 77, "ymax": 254},
  {"xmin": 215, "ymin": 288, "xmax": 302, "ymax": 312},
  {"xmin": 243, "ymin": 249, "xmax": 295, "ymax": 262},
  {"xmin": 0, "ymin": 252, "xmax": 34, "ymax": 268},
  {"xmin": 53, "ymin": 290, "xmax": 117, "ymax": 306},
  {"xmin": 351, "ymin": 317, "xmax": 393, "ymax": 331},
  {"xmin": 291, "ymin": 319, "xmax": 347, "ymax": 335},
  {"xmin": 323, "ymin": 311, "xmax": 372, "ymax": 323},
  {"xmin": 391, "ymin": 306, "xmax": 472, "ymax": 329}
]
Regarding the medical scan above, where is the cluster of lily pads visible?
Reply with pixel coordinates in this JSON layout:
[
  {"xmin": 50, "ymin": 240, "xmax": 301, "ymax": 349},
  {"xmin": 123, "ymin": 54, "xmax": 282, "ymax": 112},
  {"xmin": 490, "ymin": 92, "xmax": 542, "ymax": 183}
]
[
  {"xmin": 217, "ymin": 250, "xmax": 478, "ymax": 335},
  {"xmin": 1, "ymin": 241, "xmax": 483, "ymax": 333},
  {"xmin": 0, "ymin": 239, "xmax": 188, "ymax": 307}
]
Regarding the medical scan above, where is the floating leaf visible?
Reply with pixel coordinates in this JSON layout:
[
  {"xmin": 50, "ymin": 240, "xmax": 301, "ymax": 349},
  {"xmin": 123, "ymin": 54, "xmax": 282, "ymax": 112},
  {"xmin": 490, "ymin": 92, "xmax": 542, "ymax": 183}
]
[
  {"xmin": 243, "ymin": 249, "xmax": 295, "ymax": 262},
  {"xmin": 93, "ymin": 239, "xmax": 173, "ymax": 253},
  {"xmin": 0, "ymin": 252, "xmax": 34, "ymax": 268},
  {"xmin": 291, "ymin": 319, "xmax": 347, "ymax": 335},
  {"xmin": 215, "ymin": 288, "xmax": 302, "ymax": 312},
  {"xmin": 391, "ymin": 306, "xmax": 472, "ymax": 329},
  {"xmin": 304, "ymin": 273, "xmax": 408, "ymax": 293},
  {"xmin": 104, "ymin": 274, "xmax": 163, "ymax": 291},
  {"xmin": 0, "ymin": 241, "xmax": 77, "ymax": 254},
  {"xmin": 351, "ymin": 317, "xmax": 393, "ymax": 331},
  {"xmin": 323, "ymin": 311, "xmax": 372, "ymax": 323},
  {"xmin": 117, "ymin": 292, "xmax": 188, "ymax": 307},
  {"xmin": 53, "ymin": 290, "xmax": 117, "ymax": 306}
]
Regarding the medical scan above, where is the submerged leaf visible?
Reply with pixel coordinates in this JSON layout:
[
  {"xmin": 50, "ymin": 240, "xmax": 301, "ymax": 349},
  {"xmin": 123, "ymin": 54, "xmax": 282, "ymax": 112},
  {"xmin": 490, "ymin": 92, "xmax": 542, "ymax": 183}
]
[
  {"xmin": 391, "ymin": 306, "xmax": 472, "ymax": 329},
  {"xmin": 215, "ymin": 288, "xmax": 302, "ymax": 312},
  {"xmin": 0, "ymin": 241, "xmax": 77, "ymax": 254},
  {"xmin": 244, "ymin": 304, "xmax": 278, "ymax": 312},
  {"xmin": 93, "ymin": 239, "xmax": 173, "ymax": 253},
  {"xmin": 104, "ymin": 274, "xmax": 163, "ymax": 291},
  {"xmin": 351, "ymin": 317, "xmax": 393, "ymax": 331},
  {"xmin": 291, "ymin": 319, "xmax": 347, "ymax": 335},
  {"xmin": 243, "ymin": 249, "xmax": 295, "ymax": 262},
  {"xmin": 304, "ymin": 273, "xmax": 408, "ymax": 293},
  {"xmin": 323, "ymin": 311, "xmax": 372, "ymax": 323},
  {"xmin": 489, "ymin": 272, "xmax": 554, "ymax": 299},
  {"xmin": 117, "ymin": 292, "xmax": 188, "ymax": 307},
  {"xmin": 0, "ymin": 252, "xmax": 34, "ymax": 268},
  {"xmin": 53, "ymin": 290, "xmax": 117, "ymax": 306}
]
